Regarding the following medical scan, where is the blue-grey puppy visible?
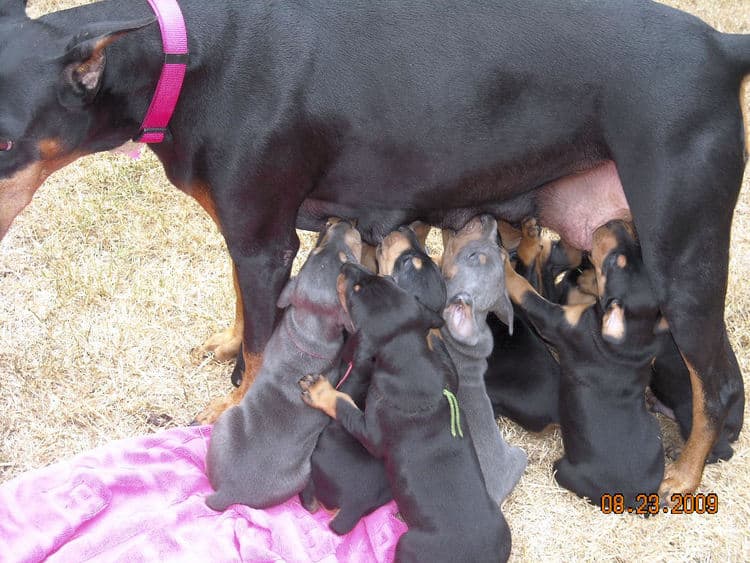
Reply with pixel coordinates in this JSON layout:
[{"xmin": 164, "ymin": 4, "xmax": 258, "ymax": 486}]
[
  {"xmin": 441, "ymin": 214, "xmax": 527, "ymax": 504},
  {"xmin": 206, "ymin": 219, "xmax": 362, "ymax": 511}
]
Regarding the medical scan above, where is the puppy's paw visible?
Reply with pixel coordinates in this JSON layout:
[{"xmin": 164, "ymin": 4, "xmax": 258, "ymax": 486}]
[{"xmin": 299, "ymin": 374, "xmax": 336, "ymax": 413}]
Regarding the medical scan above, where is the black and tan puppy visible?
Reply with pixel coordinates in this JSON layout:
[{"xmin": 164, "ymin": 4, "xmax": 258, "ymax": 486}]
[
  {"xmin": 205, "ymin": 219, "xmax": 361, "ymax": 511},
  {"xmin": 484, "ymin": 219, "xmax": 571, "ymax": 432},
  {"xmin": 504, "ymin": 220, "xmax": 664, "ymax": 509},
  {"xmin": 300, "ymin": 224, "xmax": 445, "ymax": 534},
  {"xmin": 301, "ymin": 263, "xmax": 510, "ymax": 562}
]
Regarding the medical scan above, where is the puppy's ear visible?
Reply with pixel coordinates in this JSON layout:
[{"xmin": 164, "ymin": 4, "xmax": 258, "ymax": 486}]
[
  {"xmin": 0, "ymin": 0, "xmax": 27, "ymax": 18},
  {"xmin": 417, "ymin": 299, "xmax": 444, "ymax": 330},
  {"xmin": 277, "ymin": 276, "xmax": 299, "ymax": 309},
  {"xmin": 602, "ymin": 302, "xmax": 626, "ymax": 343},
  {"xmin": 59, "ymin": 17, "xmax": 157, "ymax": 107}
]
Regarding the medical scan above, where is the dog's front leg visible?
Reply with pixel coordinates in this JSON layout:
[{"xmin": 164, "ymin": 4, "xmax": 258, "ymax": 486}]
[
  {"xmin": 193, "ymin": 188, "xmax": 303, "ymax": 423},
  {"xmin": 299, "ymin": 374, "xmax": 383, "ymax": 457}
]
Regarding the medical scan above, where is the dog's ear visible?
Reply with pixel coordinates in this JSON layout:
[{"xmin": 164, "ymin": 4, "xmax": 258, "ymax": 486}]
[
  {"xmin": 602, "ymin": 301, "xmax": 626, "ymax": 344},
  {"xmin": 0, "ymin": 0, "xmax": 26, "ymax": 18},
  {"xmin": 277, "ymin": 276, "xmax": 299, "ymax": 309},
  {"xmin": 417, "ymin": 299, "xmax": 444, "ymax": 330},
  {"xmin": 58, "ymin": 17, "xmax": 156, "ymax": 107}
]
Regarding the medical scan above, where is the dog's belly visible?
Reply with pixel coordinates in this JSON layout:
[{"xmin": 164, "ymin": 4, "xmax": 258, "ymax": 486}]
[
  {"xmin": 300, "ymin": 160, "xmax": 628, "ymax": 249},
  {"xmin": 536, "ymin": 161, "xmax": 630, "ymax": 251}
]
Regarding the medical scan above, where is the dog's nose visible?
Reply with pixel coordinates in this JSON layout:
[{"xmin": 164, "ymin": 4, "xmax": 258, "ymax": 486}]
[{"xmin": 448, "ymin": 292, "xmax": 473, "ymax": 308}]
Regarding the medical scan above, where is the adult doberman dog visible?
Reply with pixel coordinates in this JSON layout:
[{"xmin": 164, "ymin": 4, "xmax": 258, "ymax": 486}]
[{"xmin": 0, "ymin": 0, "xmax": 748, "ymax": 497}]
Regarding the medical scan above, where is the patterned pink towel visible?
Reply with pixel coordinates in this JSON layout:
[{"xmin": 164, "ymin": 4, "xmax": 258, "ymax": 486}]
[{"xmin": 0, "ymin": 426, "xmax": 406, "ymax": 562}]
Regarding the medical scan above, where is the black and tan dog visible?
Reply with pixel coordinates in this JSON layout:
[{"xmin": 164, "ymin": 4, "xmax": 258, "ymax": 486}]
[
  {"xmin": 301, "ymin": 263, "xmax": 511, "ymax": 562},
  {"xmin": 484, "ymin": 218, "xmax": 587, "ymax": 432},
  {"xmin": 1, "ymin": 0, "xmax": 747, "ymax": 495},
  {"xmin": 205, "ymin": 219, "xmax": 361, "ymax": 511},
  {"xmin": 504, "ymin": 220, "xmax": 664, "ymax": 509},
  {"xmin": 300, "ymin": 224, "xmax": 445, "ymax": 534}
]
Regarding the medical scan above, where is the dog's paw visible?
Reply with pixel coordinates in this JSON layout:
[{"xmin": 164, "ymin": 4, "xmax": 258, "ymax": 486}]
[
  {"xmin": 299, "ymin": 374, "xmax": 335, "ymax": 412},
  {"xmin": 659, "ymin": 461, "xmax": 701, "ymax": 505},
  {"xmin": 191, "ymin": 326, "xmax": 243, "ymax": 364}
]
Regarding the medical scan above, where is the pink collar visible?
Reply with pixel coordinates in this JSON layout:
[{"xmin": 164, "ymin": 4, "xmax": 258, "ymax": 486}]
[{"xmin": 134, "ymin": 0, "xmax": 189, "ymax": 143}]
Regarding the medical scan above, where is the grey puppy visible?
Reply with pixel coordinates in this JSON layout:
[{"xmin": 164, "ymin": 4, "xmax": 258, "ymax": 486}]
[
  {"xmin": 441, "ymin": 215, "xmax": 528, "ymax": 504},
  {"xmin": 206, "ymin": 219, "xmax": 362, "ymax": 511}
]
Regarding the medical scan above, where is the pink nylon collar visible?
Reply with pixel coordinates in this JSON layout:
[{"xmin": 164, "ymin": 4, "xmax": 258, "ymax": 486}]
[{"xmin": 134, "ymin": 0, "xmax": 189, "ymax": 143}]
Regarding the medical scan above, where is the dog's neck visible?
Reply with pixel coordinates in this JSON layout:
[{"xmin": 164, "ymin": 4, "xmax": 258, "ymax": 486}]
[
  {"xmin": 441, "ymin": 314, "xmax": 493, "ymax": 385},
  {"xmin": 284, "ymin": 304, "xmax": 344, "ymax": 359}
]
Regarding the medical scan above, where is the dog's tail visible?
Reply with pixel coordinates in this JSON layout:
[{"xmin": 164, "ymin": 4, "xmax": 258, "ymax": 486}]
[{"xmin": 718, "ymin": 33, "xmax": 750, "ymax": 77}]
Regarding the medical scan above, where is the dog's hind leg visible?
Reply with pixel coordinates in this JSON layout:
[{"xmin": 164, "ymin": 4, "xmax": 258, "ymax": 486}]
[{"xmin": 607, "ymin": 102, "xmax": 746, "ymax": 497}]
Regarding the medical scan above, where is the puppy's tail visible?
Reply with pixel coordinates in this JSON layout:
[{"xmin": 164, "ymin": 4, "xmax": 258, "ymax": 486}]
[{"xmin": 718, "ymin": 33, "xmax": 750, "ymax": 77}]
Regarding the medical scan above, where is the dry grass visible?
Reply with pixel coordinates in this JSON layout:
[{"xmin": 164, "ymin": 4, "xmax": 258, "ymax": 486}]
[{"xmin": 2, "ymin": 1, "xmax": 749, "ymax": 561}]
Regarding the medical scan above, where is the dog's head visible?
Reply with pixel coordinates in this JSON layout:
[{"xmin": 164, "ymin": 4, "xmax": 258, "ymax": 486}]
[
  {"xmin": 0, "ymin": 4, "xmax": 156, "ymax": 239},
  {"xmin": 337, "ymin": 262, "xmax": 443, "ymax": 345},
  {"xmin": 277, "ymin": 218, "xmax": 362, "ymax": 325},
  {"xmin": 590, "ymin": 220, "xmax": 662, "ymax": 345},
  {"xmin": 376, "ymin": 224, "xmax": 446, "ymax": 314},
  {"xmin": 441, "ymin": 215, "xmax": 514, "ymax": 346}
]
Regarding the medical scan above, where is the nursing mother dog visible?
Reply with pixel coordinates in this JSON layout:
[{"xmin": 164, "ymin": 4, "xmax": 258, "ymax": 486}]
[{"xmin": 0, "ymin": 0, "xmax": 748, "ymax": 497}]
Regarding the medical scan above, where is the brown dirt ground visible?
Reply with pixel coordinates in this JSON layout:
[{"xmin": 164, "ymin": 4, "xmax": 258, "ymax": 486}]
[{"xmin": 2, "ymin": 1, "xmax": 749, "ymax": 560}]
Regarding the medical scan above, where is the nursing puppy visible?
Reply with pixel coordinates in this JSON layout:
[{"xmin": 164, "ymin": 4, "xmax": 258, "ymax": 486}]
[
  {"xmin": 301, "ymin": 224, "xmax": 446, "ymax": 534},
  {"xmin": 206, "ymin": 219, "xmax": 361, "ymax": 511},
  {"xmin": 441, "ymin": 215, "xmax": 527, "ymax": 503},
  {"xmin": 301, "ymin": 263, "xmax": 510, "ymax": 562},
  {"xmin": 504, "ymin": 220, "xmax": 664, "ymax": 509}
]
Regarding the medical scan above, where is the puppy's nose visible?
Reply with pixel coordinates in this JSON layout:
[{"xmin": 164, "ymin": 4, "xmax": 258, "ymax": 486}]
[{"xmin": 448, "ymin": 292, "xmax": 473, "ymax": 308}]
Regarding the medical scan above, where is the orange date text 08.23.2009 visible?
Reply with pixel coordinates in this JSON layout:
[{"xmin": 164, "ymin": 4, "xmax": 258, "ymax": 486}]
[{"xmin": 600, "ymin": 493, "xmax": 718, "ymax": 515}]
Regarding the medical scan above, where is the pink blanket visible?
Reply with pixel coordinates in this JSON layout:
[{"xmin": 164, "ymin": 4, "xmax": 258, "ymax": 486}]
[{"xmin": 0, "ymin": 426, "xmax": 406, "ymax": 562}]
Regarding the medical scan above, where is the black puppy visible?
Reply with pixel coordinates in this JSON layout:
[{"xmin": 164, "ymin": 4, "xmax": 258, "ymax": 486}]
[
  {"xmin": 484, "ymin": 219, "xmax": 571, "ymax": 432},
  {"xmin": 504, "ymin": 220, "xmax": 665, "ymax": 509},
  {"xmin": 301, "ymin": 263, "xmax": 510, "ymax": 562},
  {"xmin": 300, "ymin": 225, "xmax": 446, "ymax": 534}
]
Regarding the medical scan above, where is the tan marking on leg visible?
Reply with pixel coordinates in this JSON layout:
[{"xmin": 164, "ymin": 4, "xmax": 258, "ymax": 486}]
[
  {"xmin": 504, "ymin": 257, "xmax": 534, "ymax": 304},
  {"xmin": 565, "ymin": 287, "xmax": 597, "ymax": 306},
  {"xmin": 563, "ymin": 303, "xmax": 591, "ymax": 327},
  {"xmin": 300, "ymin": 375, "xmax": 357, "ymax": 419},
  {"xmin": 360, "ymin": 243, "xmax": 378, "ymax": 273},
  {"xmin": 193, "ymin": 352, "xmax": 264, "ymax": 424},
  {"xmin": 659, "ymin": 357, "xmax": 717, "ymax": 499},
  {"xmin": 185, "ymin": 182, "xmax": 244, "ymax": 363}
]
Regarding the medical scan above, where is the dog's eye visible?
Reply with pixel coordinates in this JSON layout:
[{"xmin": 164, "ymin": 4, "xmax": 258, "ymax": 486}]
[
  {"xmin": 0, "ymin": 140, "xmax": 13, "ymax": 152},
  {"xmin": 353, "ymin": 284, "xmax": 361, "ymax": 292}
]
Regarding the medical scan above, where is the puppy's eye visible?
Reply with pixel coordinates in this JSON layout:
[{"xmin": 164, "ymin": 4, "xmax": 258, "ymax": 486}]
[
  {"xmin": 0, "ymin": 140, "xmax": 13, "ymax": 152},
  {"xmin": 353, "ymin": 284, "xmax": 361, "ymax": 292}
]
